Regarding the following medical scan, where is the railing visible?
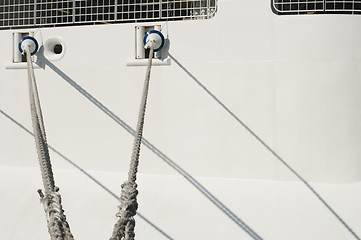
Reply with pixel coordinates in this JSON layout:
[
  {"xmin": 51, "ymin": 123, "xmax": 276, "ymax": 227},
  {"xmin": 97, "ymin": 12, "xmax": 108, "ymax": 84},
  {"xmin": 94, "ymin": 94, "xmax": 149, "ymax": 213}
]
[
  {"xmin": 0, "ymin": 0, "xmax": 217, "ymax": 30},
  {"xmin": 273, "ymin": 0, "xmax": 361, "ymax": 15}
]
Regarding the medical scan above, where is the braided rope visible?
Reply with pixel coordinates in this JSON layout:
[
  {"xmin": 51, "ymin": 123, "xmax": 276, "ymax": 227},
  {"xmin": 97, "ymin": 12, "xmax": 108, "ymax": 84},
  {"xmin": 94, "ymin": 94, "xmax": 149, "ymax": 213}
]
[
  {"xmin": 25, "ymin": 46, "xmax": 73, "ymax": 240},
  {"xmin": 110, "ymin": 41, "xmax": 155, "ymax": 240}
]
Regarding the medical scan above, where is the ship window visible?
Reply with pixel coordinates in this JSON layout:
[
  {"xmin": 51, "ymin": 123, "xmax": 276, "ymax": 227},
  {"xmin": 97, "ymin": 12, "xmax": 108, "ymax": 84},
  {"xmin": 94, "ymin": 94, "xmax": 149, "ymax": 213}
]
[
  {"xmin": 272, "ymin": 0, "xmax": 361, "ymax": 15},
  {"xmin": 0, "ymin": 0, "xmax": 217, "ymax": 30}
]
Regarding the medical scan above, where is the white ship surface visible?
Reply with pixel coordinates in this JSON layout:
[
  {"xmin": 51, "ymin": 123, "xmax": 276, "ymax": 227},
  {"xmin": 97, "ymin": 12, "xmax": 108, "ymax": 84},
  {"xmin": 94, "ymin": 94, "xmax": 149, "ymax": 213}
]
[{"xmin": 1, "ymin": 0, "xmax": 361, "ymax": 239}]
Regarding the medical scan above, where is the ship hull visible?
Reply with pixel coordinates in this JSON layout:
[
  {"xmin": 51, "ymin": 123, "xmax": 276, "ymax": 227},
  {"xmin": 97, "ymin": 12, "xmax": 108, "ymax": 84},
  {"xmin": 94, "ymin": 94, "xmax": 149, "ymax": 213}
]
[{"xmin": 1, "ymin": 0, "xmax": 361, "ymax": 239}]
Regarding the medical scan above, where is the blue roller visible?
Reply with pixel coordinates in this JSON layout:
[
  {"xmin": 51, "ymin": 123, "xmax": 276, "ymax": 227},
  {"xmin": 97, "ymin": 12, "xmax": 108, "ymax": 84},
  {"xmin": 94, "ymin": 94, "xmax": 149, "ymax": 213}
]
[
  {"xmin": 18, "ymin": 36, "xmax": 39, "ymax": 55},
  {"xmin": 143, "ymin": 30, "xmax": 165, "ymax": 52}
]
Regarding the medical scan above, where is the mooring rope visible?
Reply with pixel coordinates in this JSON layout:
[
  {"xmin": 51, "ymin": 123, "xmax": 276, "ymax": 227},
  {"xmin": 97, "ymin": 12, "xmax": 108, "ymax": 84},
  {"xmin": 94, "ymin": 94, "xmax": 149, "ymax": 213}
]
[
  {"xmin": 24, "ymin": 46, "xmax": 73, "ymax": 240},
  {"xmin": 110, "ymin": 40, "xmax": 155, "ymax": 240},
  {"xmin": 21, "ymin": 30, "xmax": 359, "ymax": 240}
]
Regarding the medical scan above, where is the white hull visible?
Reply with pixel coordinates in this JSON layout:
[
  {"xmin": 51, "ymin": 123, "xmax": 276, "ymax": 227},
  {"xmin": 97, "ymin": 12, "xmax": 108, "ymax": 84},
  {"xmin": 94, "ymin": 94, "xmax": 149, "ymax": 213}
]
[{"xmin": 1, "ymin": 0, "xmax": 361, "ymax": 239}]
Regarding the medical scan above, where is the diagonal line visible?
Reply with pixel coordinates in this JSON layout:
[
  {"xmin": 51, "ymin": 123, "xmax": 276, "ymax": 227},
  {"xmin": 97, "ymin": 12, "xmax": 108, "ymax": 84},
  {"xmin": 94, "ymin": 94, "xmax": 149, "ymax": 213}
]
[
  {"xmin": 168, "ymin": 53, "xmax": 360, "ymax": 240},
  {"xmin": 43, "ymin": 60, "xmax": 264, "ymax": 240},
  {"xmin": 0, "ymin": 108, "xmax": 174, "ymax": 240}
]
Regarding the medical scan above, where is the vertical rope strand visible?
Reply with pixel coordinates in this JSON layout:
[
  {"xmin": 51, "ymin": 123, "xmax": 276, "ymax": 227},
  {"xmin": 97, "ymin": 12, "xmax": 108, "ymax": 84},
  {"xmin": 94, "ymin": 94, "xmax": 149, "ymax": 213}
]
[
  {"xmin": 25, "ymin": 46, "xmax": 73, "ymax": 240},
  {"xmin": 110, "ymin": 41, "xmax": 155, "ymax": 240}
]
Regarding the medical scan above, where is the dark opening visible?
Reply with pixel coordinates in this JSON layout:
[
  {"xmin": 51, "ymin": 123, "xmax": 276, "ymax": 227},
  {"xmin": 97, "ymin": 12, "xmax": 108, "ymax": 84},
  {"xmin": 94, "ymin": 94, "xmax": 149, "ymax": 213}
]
[
  {"xmin": 21, "ymin": 53, "xmax": 27, "ymax": 62},
  {"xmin": 54, "ymin": 44, "xmax": 62, "ymax": 54},
  {"xmin": 144, "ymin": 48, "xmax": 154, "ymax": 59}
]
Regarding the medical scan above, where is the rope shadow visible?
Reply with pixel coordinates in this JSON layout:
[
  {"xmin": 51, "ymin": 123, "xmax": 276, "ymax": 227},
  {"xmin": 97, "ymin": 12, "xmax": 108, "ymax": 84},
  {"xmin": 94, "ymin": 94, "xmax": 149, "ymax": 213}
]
[
  {"xmin": 40, "ymin": 59, "xmax": 264, "ymax": 240},
  {"xmin": 167, "ymin": 53, "xmax": 360, "ymax": 240},
  {"xmin": 0, "ymin": 108, "xmax": 174, "ymax": 240}
]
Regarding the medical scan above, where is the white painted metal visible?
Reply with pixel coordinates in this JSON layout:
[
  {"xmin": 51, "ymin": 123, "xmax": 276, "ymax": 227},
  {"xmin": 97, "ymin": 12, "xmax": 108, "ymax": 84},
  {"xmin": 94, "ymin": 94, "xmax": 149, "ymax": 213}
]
[
  {"xmin": 43, "ymin": 36, "xmax": 66, "ymax": 61},
  {"xmin": 136, "ymin": 26, "xmax": 146, "ymax": 59},
  {"xmin": 12, "ymin": 32, "xmax": 22, "ymax": 63},
  {"xmin": 0, "ymin": 0, "xmax": 361, "ymax": 239},
  {"xmin": 154, "ymin": 25, "xmax": 162, "ymax": 59}
]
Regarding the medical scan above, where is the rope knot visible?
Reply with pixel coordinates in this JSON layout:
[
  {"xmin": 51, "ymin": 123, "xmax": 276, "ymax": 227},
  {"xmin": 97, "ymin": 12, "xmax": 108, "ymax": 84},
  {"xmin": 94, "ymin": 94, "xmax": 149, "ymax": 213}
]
[
  {"xmin": 40, "ymin": 189, "xmax": 74, "ymax": 240},
  {"xmin": 110, "ymin": 181, "xmax": 139, "ymax": 240},
  {"xmin": 119, "ymin": 181, "xmax": 138, "ymax": 219}
]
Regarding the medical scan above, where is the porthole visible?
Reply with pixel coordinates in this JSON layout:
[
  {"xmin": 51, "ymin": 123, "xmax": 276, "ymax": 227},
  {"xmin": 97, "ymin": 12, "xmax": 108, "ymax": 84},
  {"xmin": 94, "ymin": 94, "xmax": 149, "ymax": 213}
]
[{"xmin": 43, "ymin": 37, "xmax": 65, "ymax": 61}]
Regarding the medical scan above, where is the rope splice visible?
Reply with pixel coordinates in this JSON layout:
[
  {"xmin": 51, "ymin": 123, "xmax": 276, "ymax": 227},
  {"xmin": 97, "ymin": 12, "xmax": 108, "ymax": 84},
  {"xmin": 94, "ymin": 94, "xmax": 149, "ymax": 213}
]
[{"xmin": 22, "ymin": 38, "xmax": 73, "ymax": 240}]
